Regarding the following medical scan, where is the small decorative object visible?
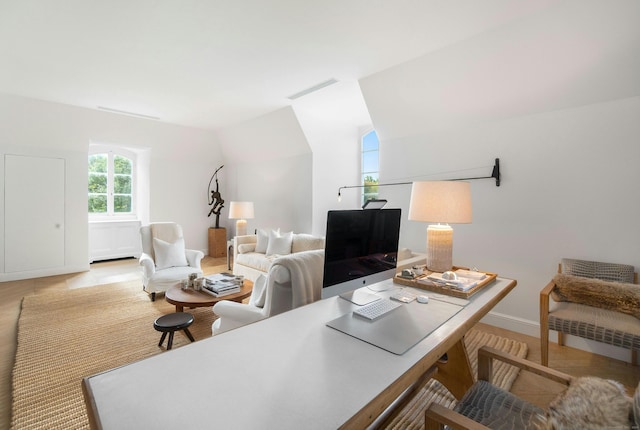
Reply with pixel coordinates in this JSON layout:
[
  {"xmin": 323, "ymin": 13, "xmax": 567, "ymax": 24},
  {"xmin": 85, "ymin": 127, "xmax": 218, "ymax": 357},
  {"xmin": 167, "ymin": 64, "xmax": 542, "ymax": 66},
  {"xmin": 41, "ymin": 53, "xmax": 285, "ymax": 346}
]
[
  {"xmin": 207, "ymin": 165, "xmax": 225, "ymax": 228},
  {"xmin": 412, "ymin": 266, "xmax": 424, "ymax": 276},
  {"xmin": 194, "ymin": 278, "xmax": 204, "ymax": 291},
  {"xmin": 181, "ymin": 279, "xmax": 189, "ymax": 290}
]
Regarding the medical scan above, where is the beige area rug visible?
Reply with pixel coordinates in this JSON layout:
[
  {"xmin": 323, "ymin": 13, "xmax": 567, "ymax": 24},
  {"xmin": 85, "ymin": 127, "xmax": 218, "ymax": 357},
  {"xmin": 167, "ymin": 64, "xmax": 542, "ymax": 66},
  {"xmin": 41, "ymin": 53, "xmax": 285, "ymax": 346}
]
[
  {"xmin": 11, "ymin": 282, "xmax": 527, "ymax": 430},
  {"xmin": 11, "ymin": 281, "xmax": 217, "ymax": 430},
  {"xmin": 382, "ymin": 329, "xmax": 529, "ymax": 430}
]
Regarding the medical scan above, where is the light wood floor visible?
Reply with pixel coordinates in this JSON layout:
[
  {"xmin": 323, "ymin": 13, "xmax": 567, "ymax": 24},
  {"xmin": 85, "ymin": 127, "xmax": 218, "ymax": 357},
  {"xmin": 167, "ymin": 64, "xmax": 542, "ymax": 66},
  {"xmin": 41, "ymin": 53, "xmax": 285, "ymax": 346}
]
[{"xmin": 2, "ymin": 258, "xmax": 639, "ymax": 429}]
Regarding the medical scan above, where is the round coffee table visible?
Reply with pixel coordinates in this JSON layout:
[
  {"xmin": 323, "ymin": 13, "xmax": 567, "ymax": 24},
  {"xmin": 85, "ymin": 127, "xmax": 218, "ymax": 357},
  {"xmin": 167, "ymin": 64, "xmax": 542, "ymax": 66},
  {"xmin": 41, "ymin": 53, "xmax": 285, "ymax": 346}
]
[{"xmin": 165, "ymin": 280, "xmax": 253, "ymax": 312}]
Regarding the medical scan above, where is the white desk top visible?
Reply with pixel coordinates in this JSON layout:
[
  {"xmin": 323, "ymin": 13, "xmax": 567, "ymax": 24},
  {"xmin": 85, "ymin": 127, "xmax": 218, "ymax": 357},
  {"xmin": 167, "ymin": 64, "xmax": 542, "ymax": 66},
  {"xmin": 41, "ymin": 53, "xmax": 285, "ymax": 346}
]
[{"xmin": 83, "ymin": 277, "xmax": 516, "ymax": 429}]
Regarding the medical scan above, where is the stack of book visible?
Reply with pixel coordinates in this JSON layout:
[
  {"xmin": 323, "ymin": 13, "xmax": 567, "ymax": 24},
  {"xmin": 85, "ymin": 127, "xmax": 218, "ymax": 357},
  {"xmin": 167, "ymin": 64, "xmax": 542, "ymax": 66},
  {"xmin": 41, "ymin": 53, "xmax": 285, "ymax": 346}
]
[{"xmin": 203, "ymin": 273, "xmax": 243, "ymax": 297}]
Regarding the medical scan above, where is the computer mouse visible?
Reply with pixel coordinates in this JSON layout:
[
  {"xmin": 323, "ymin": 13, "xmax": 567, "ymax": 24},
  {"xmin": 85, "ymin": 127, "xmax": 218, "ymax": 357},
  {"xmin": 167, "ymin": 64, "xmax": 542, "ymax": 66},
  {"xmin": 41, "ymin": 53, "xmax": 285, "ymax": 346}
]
[{"xmin": 417, "ymin": 295, "xmax": 429, "ymax": 304}]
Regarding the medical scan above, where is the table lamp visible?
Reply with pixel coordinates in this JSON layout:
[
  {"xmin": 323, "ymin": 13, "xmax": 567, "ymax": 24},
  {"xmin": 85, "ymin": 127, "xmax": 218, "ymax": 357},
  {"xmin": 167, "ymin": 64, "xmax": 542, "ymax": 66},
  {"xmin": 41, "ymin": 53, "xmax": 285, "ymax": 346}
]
[
  {"xmin": 408, "ymin": 181, "xmax": 472, "ymax": 272},
  {"xmin": 228, "ymin": 201, "xmax": 254, "ymax": 237}
]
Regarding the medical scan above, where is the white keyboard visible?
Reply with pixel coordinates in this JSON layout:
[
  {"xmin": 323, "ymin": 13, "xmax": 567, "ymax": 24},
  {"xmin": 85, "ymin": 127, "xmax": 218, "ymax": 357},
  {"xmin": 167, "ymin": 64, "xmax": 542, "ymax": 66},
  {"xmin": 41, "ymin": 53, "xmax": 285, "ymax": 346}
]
[{"xmin": 353, "ymin": 299, "xmax": 401, "ymax": 321}]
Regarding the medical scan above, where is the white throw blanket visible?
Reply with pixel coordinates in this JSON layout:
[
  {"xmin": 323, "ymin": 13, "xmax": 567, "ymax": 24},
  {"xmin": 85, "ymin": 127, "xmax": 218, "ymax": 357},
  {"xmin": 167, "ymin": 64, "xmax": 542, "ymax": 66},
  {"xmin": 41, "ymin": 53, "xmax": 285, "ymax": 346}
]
[{"xmin": 271, "ymin": 249, "xmax": 324, "ymax": 308}]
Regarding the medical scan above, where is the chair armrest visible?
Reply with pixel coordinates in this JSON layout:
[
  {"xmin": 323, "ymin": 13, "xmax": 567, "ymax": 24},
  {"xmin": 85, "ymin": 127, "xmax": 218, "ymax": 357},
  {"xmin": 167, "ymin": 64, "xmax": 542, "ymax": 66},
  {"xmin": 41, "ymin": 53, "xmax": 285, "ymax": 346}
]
[
  {"xmin": 477, "ymin": 346, "xmax": 573, "ymax": 386},
  {"xmin": 425, "ymin": 403, "xmax": 490, "ymax": 430},
  {"xmin": 212, "ymin": 301, "xmax": 266, "ymax": 322},
  {"xmin": 234, "ymin": 234, "xmax": 257, "ymax": 246},
  {"xmin": 139, "ymin": 253, "xmax": 155, "ymax": 276},
  {"xmin": 185, "ymin": 249, "xmax": 204, "ymax": 269}
]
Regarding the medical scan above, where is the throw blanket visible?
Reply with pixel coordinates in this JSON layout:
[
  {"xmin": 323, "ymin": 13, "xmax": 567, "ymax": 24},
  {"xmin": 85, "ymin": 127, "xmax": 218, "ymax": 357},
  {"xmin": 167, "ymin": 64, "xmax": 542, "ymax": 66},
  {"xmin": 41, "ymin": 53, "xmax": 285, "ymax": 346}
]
[
  {"xmin": 551, "ymin": 273, "xmax": 640, "ymax": 319},
  {"xmin": 271, "ymin": 249, "xmax": 324, "ymax": 308}
]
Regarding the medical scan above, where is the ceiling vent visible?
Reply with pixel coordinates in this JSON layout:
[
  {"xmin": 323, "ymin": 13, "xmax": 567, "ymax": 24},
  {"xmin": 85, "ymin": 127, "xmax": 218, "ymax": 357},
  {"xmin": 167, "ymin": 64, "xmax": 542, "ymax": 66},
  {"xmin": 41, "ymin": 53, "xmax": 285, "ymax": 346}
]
[{"xmin": 287, "ymin": 78, "xmax": 339, "ymax": 100}]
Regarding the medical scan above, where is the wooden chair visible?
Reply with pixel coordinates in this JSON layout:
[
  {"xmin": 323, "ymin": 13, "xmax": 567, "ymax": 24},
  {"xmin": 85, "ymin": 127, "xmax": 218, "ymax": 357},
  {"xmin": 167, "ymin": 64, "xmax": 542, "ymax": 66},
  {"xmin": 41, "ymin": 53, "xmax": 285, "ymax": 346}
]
[
  {"xmin": 540, "ymin": 258, "xmax": 638, "ymax": 366},
  {"xmin": 425, "ymin": 346, "xmax": 573, "ymax": 429}
]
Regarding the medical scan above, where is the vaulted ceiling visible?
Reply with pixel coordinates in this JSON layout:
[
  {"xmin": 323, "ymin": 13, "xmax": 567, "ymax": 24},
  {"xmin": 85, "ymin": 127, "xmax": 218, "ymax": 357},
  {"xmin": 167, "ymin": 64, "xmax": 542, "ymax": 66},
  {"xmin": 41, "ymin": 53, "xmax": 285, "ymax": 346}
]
[{"xmin": 0, "ymin": 0, "xmax": 559, "ymax": 131}]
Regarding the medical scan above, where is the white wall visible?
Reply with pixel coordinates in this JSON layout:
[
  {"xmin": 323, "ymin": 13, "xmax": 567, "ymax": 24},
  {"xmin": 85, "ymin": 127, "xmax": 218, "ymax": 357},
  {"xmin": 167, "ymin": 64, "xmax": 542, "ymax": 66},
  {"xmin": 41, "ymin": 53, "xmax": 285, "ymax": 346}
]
[
  {"xmin": 0, "ymin": 93, "xmax": 223, "ymax": 280},
  {"xmin": 359, "ymin": 0, "xmax": 640, "ymax": 358},
  {"xmin": 217, "ymin": 107, "xmax": 313, "ymax": 235}
]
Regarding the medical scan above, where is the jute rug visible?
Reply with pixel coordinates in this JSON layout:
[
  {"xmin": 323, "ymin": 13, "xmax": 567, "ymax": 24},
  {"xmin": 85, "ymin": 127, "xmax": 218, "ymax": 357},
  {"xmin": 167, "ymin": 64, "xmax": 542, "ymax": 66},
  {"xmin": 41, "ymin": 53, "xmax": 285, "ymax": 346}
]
[{"xmin": 11, "ymin": 282, "xmax": 527, "ymax": 429}]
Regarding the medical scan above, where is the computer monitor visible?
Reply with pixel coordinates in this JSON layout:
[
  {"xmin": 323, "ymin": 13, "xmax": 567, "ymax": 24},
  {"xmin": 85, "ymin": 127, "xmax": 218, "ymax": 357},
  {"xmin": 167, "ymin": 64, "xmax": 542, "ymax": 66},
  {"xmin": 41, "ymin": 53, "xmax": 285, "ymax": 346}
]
[{"xmin": 321, "ymin": 208, "xmax": 402, "ymax": 301}]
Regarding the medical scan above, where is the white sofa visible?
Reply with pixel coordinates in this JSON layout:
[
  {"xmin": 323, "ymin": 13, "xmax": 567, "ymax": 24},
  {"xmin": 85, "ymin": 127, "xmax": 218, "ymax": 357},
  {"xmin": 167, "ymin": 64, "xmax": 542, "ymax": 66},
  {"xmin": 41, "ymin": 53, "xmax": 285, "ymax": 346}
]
[
  {"xmin": 213, "ymin": 249, "xmax": 324, "ymax": 335},
  {"xmin": 232, "ymin": 230, "xmax": 325, "ymax": 282}
]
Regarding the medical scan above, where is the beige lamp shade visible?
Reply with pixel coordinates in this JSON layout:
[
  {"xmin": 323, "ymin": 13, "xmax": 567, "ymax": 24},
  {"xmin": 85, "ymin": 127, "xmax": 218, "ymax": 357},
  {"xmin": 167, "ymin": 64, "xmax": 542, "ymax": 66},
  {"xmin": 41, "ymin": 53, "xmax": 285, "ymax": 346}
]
[
  {"xmin": 228, "ymin": 201, "xmax": 254, "ymax": 237},
  {"xmin": 408, "ymin": 181, "xmax": 472, "ymax": 272}
]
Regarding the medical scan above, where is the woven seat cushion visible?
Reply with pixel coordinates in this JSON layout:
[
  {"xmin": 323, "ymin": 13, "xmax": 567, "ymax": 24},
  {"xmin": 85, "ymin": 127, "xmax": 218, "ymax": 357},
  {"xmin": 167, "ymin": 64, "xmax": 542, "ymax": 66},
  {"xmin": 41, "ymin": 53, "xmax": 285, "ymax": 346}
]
[
  {"xmin": 549, "ymin": 302, "xmax": 640, "ymax": 350},
  {"xmin": 453, "ymin": 380, "xmax": 544, "ymax": 429}
]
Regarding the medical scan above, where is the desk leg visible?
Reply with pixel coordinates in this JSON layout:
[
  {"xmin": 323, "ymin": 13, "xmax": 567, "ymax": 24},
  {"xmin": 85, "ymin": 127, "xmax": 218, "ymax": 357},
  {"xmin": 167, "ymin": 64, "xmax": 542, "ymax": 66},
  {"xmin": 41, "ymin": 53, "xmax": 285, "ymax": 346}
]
[{"xmin": 433, "ymin": 338, "xmax": 474, "ymax": 400}]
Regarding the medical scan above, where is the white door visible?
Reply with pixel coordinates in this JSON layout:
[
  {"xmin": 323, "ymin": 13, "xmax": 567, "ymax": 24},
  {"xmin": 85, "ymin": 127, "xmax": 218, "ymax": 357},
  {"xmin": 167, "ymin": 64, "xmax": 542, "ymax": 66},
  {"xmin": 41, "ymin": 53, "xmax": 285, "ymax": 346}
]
[{"xmin": 4, "ymin": 154, "xmax": 65, "ymax": 272}]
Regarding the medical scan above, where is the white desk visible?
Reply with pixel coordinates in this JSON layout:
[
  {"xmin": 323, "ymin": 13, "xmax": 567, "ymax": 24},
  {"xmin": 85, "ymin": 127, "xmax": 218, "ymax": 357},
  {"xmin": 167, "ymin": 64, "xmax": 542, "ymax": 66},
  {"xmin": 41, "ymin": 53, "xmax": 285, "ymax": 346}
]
[{"xmin": 83, "ymin": 277, "xmax": 516, "ymax": 429}]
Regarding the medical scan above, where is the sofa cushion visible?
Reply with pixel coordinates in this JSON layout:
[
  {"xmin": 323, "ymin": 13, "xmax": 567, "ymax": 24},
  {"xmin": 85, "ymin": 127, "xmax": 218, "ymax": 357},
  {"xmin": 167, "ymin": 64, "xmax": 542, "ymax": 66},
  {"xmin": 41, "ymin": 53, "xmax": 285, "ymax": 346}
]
[
  {"xmin": 266, "ymin": 230, "xmax": 292, "ymax": 256},
  {"xmin": 235, "ymin": 253, "xmax": 275, "ymax": 273},
  {"xmin": 551, "ymin": 273, "xmax": 640, "ymax": 319},
  {"xmin": 153, "ymin": 236, "xmax": 188, "ymax": 270},
  {"xmin": 291, "ymin": 234, "xmax": 325, "ymax": 254},
  {"xmin": 255, "ymin": 228, "xmax": 274, "ymax": 254}
]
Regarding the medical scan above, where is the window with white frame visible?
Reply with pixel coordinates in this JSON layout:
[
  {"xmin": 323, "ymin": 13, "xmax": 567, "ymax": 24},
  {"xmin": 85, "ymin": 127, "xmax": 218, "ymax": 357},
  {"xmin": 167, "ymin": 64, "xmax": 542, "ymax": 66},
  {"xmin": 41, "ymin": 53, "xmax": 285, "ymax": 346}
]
[
  {"xmin": 88, "ymin": 146, "xmax": 136, "ymax": 217},
  {"xmin": 361, "ymin": 130, "xmax": 379, "ymax": 205}
]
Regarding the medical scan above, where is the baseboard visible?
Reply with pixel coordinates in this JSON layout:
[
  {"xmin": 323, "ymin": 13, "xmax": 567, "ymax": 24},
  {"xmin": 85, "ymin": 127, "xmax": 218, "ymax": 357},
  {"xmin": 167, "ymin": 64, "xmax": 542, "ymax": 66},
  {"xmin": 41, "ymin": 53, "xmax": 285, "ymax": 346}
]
[
  {"xmin": 0, "ymin": 264, "xmax": 90, "ymax": 282},
  {"xmin": 481, "ymin": 311, "xmax": 633, "ymax": 363}
]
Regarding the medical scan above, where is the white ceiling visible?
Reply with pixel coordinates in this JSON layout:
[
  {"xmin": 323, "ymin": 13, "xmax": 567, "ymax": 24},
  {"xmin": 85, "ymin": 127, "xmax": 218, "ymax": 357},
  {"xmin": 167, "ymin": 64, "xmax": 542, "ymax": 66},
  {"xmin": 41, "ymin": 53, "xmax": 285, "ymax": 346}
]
[{"xmin": 0, "ymin": 0, "xmax": 558, "ymax": 131}]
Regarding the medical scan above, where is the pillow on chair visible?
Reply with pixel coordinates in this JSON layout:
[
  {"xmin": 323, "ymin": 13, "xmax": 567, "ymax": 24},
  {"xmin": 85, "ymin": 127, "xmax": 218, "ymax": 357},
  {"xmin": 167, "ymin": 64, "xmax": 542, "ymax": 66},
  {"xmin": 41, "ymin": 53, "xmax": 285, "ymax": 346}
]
[
  {"xmin": 153, "ymin": 237, "xmax": 188, "ymax": 270},
  {"xmin": 551, "ymin": 273, "xmax": 640, "ymax": 319},
  {"xmin": 543, "ymin": 376, "xmax": 632, "ymax": 429}
]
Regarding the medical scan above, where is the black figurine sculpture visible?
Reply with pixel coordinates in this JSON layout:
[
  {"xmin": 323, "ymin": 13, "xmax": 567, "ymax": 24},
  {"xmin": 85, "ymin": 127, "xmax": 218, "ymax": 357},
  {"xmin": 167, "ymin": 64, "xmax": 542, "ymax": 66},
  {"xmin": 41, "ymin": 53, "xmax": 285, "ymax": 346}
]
[{"xmin": 207, "ymin": 165, "xmax": 225, "ymax": 228}]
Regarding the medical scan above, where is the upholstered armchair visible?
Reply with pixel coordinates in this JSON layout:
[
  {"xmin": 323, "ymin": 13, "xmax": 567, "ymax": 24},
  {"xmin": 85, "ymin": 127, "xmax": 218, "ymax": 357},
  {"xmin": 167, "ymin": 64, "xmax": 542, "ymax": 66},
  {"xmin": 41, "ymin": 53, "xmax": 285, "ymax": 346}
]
[
  {"xmin": 212, "ymin": 249, "xmax": 324, "ymax": 335},
  {"xmin": 139, "ymin": 222, "xmax": 204, "ymax": 301},
  {"xmin": 425, "ymin": 346, "xmax": 636, "ymax": 429},
  {"xmin": 540, "ymin": 258, "xmax": 638, "ymax": 366}
]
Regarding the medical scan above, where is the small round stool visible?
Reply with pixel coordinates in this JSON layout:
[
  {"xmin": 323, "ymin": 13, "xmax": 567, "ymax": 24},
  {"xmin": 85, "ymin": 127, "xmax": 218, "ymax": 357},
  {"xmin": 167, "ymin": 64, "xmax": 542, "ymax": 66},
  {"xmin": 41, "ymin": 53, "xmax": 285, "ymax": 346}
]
[{"xmin": 153, "ymin": 312, "xmax": 195, "ymax": 350}]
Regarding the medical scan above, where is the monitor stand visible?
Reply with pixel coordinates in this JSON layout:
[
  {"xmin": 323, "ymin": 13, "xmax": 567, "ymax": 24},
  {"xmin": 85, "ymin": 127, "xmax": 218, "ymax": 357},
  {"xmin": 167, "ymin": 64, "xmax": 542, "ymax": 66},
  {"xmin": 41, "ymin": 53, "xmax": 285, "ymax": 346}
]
[{"xmin": 339, "ymin": 289, "xmax": 380, "ymax": 306}]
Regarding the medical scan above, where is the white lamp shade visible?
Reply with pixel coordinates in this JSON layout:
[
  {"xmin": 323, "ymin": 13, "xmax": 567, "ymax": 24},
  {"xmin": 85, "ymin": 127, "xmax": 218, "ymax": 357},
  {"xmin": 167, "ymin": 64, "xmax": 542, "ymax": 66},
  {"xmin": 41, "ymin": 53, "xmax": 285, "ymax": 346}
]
[
  {"xmin": 228, "ymin": 201, "xmax": 254, "ymax": 220},
  {"xmin": 408, "ymin": 181, "xmax": 472, "ymax": 224}
]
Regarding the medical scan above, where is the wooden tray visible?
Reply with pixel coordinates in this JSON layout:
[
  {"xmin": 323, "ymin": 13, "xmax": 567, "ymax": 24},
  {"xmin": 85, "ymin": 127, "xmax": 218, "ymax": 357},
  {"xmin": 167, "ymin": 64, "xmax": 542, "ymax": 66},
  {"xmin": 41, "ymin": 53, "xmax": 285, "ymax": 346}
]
[{"xmin": 393, "ymin": 268, "xmax": 497, "ymax": 298}]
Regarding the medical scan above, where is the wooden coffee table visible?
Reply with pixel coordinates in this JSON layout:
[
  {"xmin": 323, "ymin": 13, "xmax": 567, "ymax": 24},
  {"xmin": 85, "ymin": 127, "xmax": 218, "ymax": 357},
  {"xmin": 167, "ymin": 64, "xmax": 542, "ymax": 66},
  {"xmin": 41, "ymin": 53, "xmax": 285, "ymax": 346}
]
[{"xmin": 165, "ymin": 280, "xmax": 253, "ymax": 312}]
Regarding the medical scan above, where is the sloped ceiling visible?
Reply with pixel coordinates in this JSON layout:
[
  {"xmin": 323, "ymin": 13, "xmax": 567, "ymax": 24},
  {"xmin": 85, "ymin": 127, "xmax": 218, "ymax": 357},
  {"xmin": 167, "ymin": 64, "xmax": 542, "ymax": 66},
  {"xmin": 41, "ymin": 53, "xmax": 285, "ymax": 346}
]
[{"xmin": 0, "ymin": 0, "xmax": 559, "ymax": 131}]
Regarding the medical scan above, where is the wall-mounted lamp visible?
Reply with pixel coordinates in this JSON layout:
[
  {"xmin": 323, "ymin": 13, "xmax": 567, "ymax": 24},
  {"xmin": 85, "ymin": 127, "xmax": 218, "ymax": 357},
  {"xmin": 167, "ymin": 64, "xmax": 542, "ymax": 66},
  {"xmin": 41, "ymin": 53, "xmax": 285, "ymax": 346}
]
[
  {"xmin": 228, "ymin": 201, "xmax": 254, "ymax": 237},
  {"xmin": 408, "ymin": 181, "xmax": 472, "ymax": 272},
  {"xmin": 337, "ymin": 158, "xmax": 500, "ymax": 201}
]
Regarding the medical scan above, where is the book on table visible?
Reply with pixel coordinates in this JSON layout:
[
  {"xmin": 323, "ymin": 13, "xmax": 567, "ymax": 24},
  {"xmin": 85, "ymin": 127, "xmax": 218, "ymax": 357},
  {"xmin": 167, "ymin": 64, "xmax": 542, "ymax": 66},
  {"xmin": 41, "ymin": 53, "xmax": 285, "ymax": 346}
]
[{"xmin": 203, "ymin": 273, "xmax": 243, "ymax": 296}]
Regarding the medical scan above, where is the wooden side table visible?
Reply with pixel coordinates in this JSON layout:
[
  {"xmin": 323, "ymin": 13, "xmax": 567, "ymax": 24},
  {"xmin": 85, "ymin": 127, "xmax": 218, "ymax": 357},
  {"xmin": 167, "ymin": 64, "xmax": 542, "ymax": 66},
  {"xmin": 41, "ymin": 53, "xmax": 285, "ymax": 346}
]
[{"xmin": 208, "ymin": 227, "xmax": 227, "ymax": 257}]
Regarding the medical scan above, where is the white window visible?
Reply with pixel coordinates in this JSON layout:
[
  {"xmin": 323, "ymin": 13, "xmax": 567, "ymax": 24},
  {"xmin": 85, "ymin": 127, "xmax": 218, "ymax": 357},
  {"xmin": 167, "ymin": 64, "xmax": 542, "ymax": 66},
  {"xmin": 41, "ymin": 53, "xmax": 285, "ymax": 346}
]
[
  {"xmin": 88, "ymin": 146, "xmax": 136, "ymax": 218},
  {"xmin": 361, "ymin": 130, "xmax": 379, "ymax": 205}
]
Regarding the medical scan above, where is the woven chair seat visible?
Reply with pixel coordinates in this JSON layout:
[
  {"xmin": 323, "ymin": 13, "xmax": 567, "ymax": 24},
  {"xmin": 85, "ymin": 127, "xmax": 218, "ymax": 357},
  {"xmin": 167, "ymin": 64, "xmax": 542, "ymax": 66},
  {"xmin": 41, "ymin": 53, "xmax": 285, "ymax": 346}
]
[
  {"xmin": 549, "ymin": 302, "xmax": 640, "ymax": 350},
  {"xmin": 453, "ymin": 380, "xmax": 544, "ymax": 429}
]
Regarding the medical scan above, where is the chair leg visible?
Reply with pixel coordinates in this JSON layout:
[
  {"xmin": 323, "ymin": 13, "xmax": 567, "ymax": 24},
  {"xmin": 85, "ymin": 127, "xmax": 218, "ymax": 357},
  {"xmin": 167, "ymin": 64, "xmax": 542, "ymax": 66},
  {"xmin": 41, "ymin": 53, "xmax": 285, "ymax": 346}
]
[
  {"xmin": 158, "ymin": 332, "xmax": 167, "ymax": 347},
  {"xmin": 632, "ymin": 349, "xmax": 637, "ymax": 365},
  {"xmin": 541, "ymin": 328, "xmax": 549, "ymax": 367},
  {"xmin": 557, "ymin": 331, "xmax": 565, "ymax": 346},
  {"xmin": 183, "ymin": 327, "xmax": 195, "ymax": 343}
]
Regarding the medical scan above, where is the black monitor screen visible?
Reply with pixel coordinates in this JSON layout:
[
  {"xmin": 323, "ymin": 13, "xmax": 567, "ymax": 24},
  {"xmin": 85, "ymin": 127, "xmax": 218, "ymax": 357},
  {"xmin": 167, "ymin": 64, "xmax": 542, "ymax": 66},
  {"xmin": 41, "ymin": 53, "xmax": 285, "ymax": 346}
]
[{"xmin": 322, "ymin": 209, "xmax": 401, "ymax": 294}]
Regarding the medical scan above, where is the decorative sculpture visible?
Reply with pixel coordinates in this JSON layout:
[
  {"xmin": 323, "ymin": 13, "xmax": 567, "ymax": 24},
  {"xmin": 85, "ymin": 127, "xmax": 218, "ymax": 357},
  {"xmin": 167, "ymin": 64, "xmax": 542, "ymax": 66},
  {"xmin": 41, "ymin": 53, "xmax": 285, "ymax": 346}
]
[{"xmin": 207, "ymin": 165, "xmax": 225, "ymax": 228}]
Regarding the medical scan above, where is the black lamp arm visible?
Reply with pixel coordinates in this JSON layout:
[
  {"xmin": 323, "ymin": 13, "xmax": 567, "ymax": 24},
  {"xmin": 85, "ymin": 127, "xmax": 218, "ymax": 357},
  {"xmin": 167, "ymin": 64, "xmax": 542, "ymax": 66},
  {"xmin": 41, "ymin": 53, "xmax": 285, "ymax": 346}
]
[{"xmin": 337, "ymin": 158, "xmax": 501, "ymax": 198}]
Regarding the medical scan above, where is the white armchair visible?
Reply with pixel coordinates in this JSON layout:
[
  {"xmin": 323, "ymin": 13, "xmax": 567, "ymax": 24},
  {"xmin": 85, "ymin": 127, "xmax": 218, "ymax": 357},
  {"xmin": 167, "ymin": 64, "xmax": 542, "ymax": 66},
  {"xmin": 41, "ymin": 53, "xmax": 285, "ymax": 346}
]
[
  {"xmin": 139, "ymin": 222, "xmax": 204, "ymax": 301},
  {"xmin": 212, "ymin": 249, "xmax": 324, "ymax": 335}
]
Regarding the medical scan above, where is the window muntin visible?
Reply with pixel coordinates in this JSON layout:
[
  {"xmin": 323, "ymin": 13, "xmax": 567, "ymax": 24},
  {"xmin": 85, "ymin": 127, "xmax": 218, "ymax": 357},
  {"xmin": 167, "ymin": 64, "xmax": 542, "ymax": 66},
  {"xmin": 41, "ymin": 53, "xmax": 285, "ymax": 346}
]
[{"xmin": 361, "ymin": 130, "xmax": 379, "ymax": 205}]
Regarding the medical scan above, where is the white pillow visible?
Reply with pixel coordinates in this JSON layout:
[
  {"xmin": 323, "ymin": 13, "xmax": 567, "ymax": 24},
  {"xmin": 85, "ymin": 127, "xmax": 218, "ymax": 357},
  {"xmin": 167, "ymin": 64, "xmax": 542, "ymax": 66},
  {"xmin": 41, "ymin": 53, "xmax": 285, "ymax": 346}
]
[
  {"xmin": 266, "ymin": 230, "xmax": 292, "ymax": 256},
  {"xmin": 237, "ymin": 243, "xmax": 256, "ymax": 254},
  {"xmin": 255, "ymin": 228, "xmax": 279, "ymax": 254},
  {"xmin": 249, "ymin": 274, "xmax": 268, "ymax": 308},
  {"xmin": 153, "ymin": 236, "xmax": 188, "ymax": 270}
]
